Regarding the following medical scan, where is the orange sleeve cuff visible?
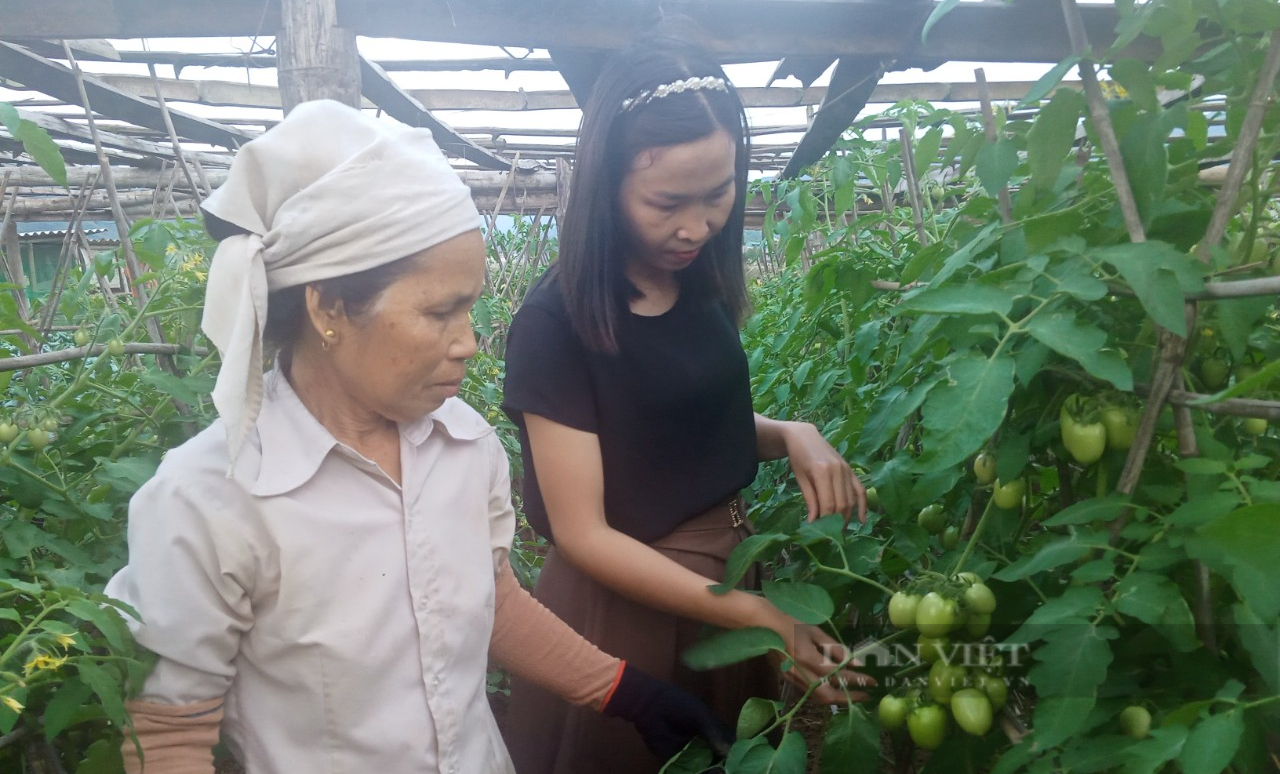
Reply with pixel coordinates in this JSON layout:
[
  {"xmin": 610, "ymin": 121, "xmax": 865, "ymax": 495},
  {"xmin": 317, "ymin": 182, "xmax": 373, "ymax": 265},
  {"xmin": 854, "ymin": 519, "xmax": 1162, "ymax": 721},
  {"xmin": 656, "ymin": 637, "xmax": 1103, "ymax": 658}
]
[{"xmin": 489, "ymin": 562, "xmax": 622, "ymax": 710}]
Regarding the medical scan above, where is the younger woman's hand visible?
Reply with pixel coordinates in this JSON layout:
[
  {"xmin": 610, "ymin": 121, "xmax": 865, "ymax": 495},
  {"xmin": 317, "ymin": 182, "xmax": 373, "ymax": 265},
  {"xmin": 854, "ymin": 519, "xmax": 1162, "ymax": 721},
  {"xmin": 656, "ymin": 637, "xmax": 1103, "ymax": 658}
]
[
  {"xmin": 757, "ymin": 603, "xmax": 875, "ymax": 705},
  {"xmin": 782, "ymin": 422, "xmax": 867, "ymax": 524}
]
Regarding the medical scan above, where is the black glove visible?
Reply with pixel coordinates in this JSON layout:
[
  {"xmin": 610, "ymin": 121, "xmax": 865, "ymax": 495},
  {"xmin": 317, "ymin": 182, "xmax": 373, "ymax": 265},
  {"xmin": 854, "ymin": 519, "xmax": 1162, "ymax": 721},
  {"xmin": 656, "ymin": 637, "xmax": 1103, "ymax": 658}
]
[{"xmin": 601, "ymin": 664, "xmax": 735, "ymax": 760}]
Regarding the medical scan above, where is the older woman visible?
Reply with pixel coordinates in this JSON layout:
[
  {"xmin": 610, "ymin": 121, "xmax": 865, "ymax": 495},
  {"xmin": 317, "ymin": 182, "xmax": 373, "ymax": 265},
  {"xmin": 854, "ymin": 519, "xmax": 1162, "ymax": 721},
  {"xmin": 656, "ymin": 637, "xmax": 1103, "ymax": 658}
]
[{"xmin": 104, "ymin": 100, "xmax": 729, "ymax": 774}]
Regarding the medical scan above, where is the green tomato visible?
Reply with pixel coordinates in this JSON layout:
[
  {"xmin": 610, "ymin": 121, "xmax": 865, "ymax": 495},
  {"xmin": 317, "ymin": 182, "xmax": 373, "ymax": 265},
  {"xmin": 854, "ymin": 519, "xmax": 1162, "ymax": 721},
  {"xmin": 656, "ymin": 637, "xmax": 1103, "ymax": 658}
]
[
  {"xmin": 1061, "ymin": 412, "xmax": 1107, "ymax": 466},
  {"xmin": 915, "ymin": 592, "xmax": 960, "ymax": 637},
  {"xmin": 888, "ymin": 592, "xmax": 921, "ymax": 629},
  {"xmin": 73, "ymin": 329, "xmax": 90, "ymax": 347},
  {"xmin": 878, "ymin": 694, "xmax": 909, "ymax": 730},
  {"xmin": 0, "ymin": 422, "xmax": 18, "ymax": 443},
  {"xmin": 949, "ymin": 688, "xmax": 993, "ymax": 736},
  {"xmin": 992, "ymin": 478, "xmax": 1025, "ymax": 510},
  {"xmin": 39, "ymin": 417, "xmax": 58, "ymax": 432},
  {"xmin": 975, "ymin": 672, "xmax": 1008, "ymax": 711},
  {"xmin": 942, "ymin": 525, "xmax": 960, "ymax": 550},
  {"xmin": 917, "ymin": 635, "xmax": 948, "ymax": 664},
  {"xmin": 1100, "ymin": 406, "xmax": 1138, "ymax": 451},
  {"xmin": 1119, "ymin": 705, "xmax": 1151, "ymax": 739},
  {"xmin": 107, "ymin": 338, "xmax": 126, "ymax": 357},
  {"xmin": 1242, "ymin": 417, "xmax": 1268, "ymax": 436},
  {"xmin": 865, "ymin": 486, "xmax": 880, "ymax": 510},
  {"xmin": 1198, "ymin": 356, "xmax": 1230, "ymax": 391},
  {"xmin": 965, "ymin": 612, "xmax": 992, "ymax": 638},
  {"xmin": 26, "ymin": 429, "xmax": 52, "ymax": 449},
  {"xmin": 954, "ymin": 572, "xmax": 982, "ymax": 586},
  {"xmin": 927, "ymin": 662, "xmax": 968, "ymax": 704},
  {"xmin": 963, "ymin": 583, "xmax": 997, "ymax": 615},
  {"xmin": 972, "ymin": 452, "xmax": 997, "ymax": 485},
  {"xmin": 907, "ymin": 704, "xmax": 949, "ymax": 750},
  {"xmin": 917, "ymin": 504, "xmax": 946, "ymax": 535}
]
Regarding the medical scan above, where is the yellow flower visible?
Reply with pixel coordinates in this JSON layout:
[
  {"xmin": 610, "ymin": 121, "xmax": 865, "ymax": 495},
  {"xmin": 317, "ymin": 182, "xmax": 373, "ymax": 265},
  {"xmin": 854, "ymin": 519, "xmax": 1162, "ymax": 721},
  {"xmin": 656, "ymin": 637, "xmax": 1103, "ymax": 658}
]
[
  {"xmin": 0, "ymin": 695, "xmax": 23, "ymax": 714},
  {"xmin": 24, "ymin": 654, "xmax": 68, "ymax": 674},
  {"xmin": 165, "ymin": 243, "xmax": 178, "ymax": 256},
  {"xmin": 53, "ymin": 633, "xmax": 76, "ymax": 648}
]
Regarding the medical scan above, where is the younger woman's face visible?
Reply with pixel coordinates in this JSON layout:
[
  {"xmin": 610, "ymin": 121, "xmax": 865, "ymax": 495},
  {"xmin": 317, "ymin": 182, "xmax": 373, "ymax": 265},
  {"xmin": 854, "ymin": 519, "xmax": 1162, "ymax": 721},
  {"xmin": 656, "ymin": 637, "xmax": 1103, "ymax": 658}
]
[{"xmin": 618, "ymin": 128, "xmax": 736, "ymax": 279}]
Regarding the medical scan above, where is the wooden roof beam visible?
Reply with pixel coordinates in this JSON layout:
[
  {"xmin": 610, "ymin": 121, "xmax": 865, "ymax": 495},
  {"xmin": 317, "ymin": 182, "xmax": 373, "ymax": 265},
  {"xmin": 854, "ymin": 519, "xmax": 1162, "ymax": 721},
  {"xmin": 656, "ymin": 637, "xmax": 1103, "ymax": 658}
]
[
  {"xmin": 0, "ymin": 1, "xmax": 1151, "ymax": 64},
  {"xmin": 358, "ymin": 56, "xmax": 533, "ymax": 171},
  {"xmin": 96, "ymin": 75, "xmax": 1084, "ymax": 112},
  {"xmin": 0, "ymin": 42, "xmax": 255, "ymax": 149}
]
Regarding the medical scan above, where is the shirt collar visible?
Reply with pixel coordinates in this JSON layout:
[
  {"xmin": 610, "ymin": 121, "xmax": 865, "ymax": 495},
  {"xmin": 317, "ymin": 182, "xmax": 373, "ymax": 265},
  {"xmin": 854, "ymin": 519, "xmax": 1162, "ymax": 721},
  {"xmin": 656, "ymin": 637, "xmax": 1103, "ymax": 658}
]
[{"xmin": 246, "ymin": 371, "xmax": 493, "ymax": 497}]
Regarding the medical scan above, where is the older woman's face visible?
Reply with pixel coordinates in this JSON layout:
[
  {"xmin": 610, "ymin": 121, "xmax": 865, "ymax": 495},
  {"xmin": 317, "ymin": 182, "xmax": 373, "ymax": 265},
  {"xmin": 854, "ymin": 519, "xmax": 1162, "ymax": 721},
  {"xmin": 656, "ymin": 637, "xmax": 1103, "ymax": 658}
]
[{"xmin": 328, "ymin": 230, "xmax": 485, "ymax": 423}]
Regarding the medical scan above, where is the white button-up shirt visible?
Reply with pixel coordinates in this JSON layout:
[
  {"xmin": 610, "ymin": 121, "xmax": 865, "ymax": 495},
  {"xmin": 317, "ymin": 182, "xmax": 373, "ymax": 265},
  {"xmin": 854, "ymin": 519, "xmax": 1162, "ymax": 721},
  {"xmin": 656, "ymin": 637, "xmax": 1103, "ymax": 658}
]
[{"xmin": 105, "ymin": 371, "xmax": 517, "ymax": 774}]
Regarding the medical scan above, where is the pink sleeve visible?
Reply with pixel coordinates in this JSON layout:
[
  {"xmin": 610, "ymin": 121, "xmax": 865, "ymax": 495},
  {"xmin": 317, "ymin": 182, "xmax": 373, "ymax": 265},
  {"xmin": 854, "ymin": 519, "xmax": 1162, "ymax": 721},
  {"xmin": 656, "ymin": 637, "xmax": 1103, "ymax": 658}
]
[
  {"xmin": 121, "ymin": 696, "xmax": 224, "ymax": 774},
  {"xmin": 488, "ymin": 562, "xmax": 624, "ymax": 711}
]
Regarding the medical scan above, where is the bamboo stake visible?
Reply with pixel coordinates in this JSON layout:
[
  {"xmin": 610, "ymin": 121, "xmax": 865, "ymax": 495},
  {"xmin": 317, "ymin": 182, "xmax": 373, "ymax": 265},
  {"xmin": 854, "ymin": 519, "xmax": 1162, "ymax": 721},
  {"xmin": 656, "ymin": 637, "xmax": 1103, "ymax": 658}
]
[
  {"xmin": 0, "ymin": 173, "xmax": 37, "ymax": 352},
  {"xmin": 975, "ymin": 69, "xmax": 1012, "ymax": 223},
  {"xmin": 898, "ymin": 127, "xmax": 930, "ymax": 246},
  {"xmin": 1195, "ymin": 33, "xmax": 1280, "ymax": 265},
  {"xmin": 1060, "ymin": 0, "xmax": 1146, "ymax": 244},
  {"xmin": 61, "ymin": 42, "xmax": 180, "ymax": 375},
  {"xmin": 148, "ymin": 62, "xmax": 203, "ymax": 205},
  {"xmin": 0, "ymin": 342, "xmax": 194, "ymax": 372}
]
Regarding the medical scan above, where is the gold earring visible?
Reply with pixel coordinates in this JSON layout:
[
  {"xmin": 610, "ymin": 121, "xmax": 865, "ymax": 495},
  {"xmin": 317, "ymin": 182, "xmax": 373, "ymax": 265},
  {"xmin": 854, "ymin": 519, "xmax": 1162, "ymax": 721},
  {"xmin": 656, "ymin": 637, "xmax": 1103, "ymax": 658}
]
[{"xmin": 321, "ymin": 329, "xmax": 335, "ymax": 351}]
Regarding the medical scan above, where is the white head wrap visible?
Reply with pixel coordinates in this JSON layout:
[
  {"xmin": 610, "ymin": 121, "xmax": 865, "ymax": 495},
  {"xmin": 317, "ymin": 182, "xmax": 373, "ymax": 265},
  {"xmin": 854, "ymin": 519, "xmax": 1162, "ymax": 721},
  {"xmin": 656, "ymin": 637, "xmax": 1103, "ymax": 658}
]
[{"xmin": 200, "ymin": 99, "xmax": 481, "ymax": 464}]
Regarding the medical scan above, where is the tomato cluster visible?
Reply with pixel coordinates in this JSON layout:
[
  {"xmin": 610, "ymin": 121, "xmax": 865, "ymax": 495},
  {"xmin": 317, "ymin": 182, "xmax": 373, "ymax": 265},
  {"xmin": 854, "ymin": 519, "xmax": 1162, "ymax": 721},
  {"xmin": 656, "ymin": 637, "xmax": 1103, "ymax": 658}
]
[
  {"xmin": 880, "ymin": 574, "xmax": 1007, "ymax": 749},
  {"xmin": 1059, "ymin": 393, "xmax": 1142, "ymax": 465},
  {"xmin": 0, "ymin": 407, "xmax": 62, "ymax": 452}
]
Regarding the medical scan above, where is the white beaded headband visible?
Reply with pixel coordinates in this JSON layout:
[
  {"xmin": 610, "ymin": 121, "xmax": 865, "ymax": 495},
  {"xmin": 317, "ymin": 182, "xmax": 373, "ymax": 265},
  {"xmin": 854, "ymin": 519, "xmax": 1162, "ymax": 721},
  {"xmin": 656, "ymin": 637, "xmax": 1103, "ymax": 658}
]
[{"xmin": 620, "ymin": 75, "xmax": 729, "ymax": 112}]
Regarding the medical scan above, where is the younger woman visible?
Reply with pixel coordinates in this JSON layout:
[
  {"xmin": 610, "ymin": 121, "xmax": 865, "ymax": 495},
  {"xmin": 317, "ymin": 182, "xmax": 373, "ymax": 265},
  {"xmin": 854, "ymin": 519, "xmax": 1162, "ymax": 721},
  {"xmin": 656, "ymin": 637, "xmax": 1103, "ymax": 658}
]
[{"xmin": 502, "ymin": 37, "xmax": 873, "ymax": 774}]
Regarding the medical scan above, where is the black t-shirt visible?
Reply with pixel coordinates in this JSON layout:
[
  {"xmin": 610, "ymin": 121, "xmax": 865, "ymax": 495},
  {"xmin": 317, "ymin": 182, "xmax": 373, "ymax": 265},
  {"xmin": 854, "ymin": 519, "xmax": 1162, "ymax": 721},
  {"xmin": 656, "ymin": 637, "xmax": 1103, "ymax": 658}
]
[{"xmin": 502, "ymin": 271, "xmax": 758, "ymax": 544}]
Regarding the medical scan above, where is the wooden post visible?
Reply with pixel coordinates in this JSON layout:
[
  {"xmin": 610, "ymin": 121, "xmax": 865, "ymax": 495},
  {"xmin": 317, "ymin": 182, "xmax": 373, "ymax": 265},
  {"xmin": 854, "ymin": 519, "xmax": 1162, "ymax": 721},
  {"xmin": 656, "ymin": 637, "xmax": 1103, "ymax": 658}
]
[{"xmin": 278, "ymin": 0, "xmax": 360, "ymax": 112}]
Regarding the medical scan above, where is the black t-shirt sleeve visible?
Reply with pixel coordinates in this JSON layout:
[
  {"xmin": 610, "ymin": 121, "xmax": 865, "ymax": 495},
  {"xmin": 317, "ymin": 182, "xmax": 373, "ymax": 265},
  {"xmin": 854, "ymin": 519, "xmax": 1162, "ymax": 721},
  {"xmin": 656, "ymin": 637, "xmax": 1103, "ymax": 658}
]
[{"xmin": 502, "ymin": 301, "xmax": 597, "ymax": 433}]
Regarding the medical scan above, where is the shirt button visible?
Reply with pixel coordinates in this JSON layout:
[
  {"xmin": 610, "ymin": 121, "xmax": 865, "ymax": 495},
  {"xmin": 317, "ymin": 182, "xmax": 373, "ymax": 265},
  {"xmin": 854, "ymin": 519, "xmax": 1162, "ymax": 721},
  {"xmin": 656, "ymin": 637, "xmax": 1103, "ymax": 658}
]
[{"xmin": 432, "ymin": 675, "xmax": 441, "ymax": 688}]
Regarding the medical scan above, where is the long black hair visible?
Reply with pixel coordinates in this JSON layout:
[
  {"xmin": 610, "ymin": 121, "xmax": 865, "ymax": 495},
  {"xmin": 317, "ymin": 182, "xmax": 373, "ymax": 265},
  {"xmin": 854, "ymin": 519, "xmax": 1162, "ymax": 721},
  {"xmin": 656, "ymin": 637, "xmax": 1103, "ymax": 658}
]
[{"xmin": 555, "ymin": 35, "xmax": 751, "ymax": 353}]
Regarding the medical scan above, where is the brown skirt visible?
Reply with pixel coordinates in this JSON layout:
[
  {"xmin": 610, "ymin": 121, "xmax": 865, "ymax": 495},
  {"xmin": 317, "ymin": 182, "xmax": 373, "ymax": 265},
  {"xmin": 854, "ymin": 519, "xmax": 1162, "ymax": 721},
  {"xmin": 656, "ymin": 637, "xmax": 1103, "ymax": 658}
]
[{"xmin": 503, "ymin": 498, "xmax": 780, "ymax": 774}]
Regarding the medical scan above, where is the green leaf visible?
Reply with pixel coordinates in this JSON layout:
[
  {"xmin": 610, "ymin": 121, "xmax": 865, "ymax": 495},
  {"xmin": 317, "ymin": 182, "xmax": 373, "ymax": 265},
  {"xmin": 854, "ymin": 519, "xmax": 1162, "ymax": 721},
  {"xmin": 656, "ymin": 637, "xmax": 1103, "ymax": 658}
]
[
  {"xmin": 1006, "ymin": 586, "xmax": 1105, "ymax": 642},
  {"xmin": 76, "ymin": 737, "xmax": 126, "ymax": 774},
  {"xmin": 933, "ymin": 222, "xmax": 1002, "ymax": 286},
  {"xmin": 1186, "ymin": 503, "xmax": 1280, "ymax": 620},
  {"xmin": 1094, "ymin": 241, "xmax": 1205, "ymax": 336},
  {"xmin": 1179, "ymin": 709, "xmax": 1244, "ymax": 774},
  {"xmin": 1120, "ymin": 726, "xmax": 1189, "ymax": 774},
  {"xmin": 141, "ymin": 369, "xmax": 207, "ymax": 406},
  {"xmin": 682, "ymin": 627, "xmax": 785, "ymax": 671},
  {"xmin": 1109, "ymin": 59, "xmax": 1159, "ymax": 112},
  {"xmin": 736, "ymin": 696, "xmax": 780, "ymax": 739},
  {"xmin": 42, "ymin": 678, "xmax": 95, "ymax": 741},
  {"xmin": 915, "ymin": 354, "xmax": 1015, "ymax": 473},
  {"xmin": 921, "ymin": 0, "xmax": 961, "ymax": 42},
  {"xmin": 820, "ymin": 707, "xmax": 880, "ymax": 774},
  {"xmin": 711, "ymin": 534, "xmax": 789, "ymax": 593},
  {"xmin": 1018, "ymin": 56, "xmax": 1083, "ymax": 108},
  {"xmin": 75, "ymin": 661, "xmax": 128, "ymax": 730},
  {"xmin": 762, "ymin": 581, "xmax": 835, "ymax": 625},
  {"xmin": 13, "ymin": 119, "xmax": 67, "ymax": 187},
  {"xmin": 0, "ymin": 102, "xmax": 20, "ymax": 133},
  {"xmin": 914, "ymin": 126, "xmax": 944, "ymax": 179},
  {"xmin": 994, "ymin": 537, "xmax": 1091, "ymax": 582},
  {"xmin": 1233, "ymin": 602, "xmax": 1278, "ymax": 695},
  {"xmin": 1027, "ymin": 89, "xmax": 1085, "ymax": 195},
  {"xmin": 658, "ymin": 741, "xmax": 713, "ymax": 774},
  {"xmin": 1041, "ymin": 495, "xmax": 1131, "ymax": 527},
  {"xmin": 66, "ymin": 598, "xmax": 132, "ymax": 654},
  {"xmin": 976, "ymin": 138, "xmax": 1019, "ymax": 199},
  {"xmin": 896, "ymin": 285, "xmax": 1017, "ymax": 317},
  {"xmin": 1027, "ymin": 624, "xmax": 1116, "ymax": 745},
  {"xmin": 1215, "ymin": 295, "xmax": 1277, "ymax": 366},
  {"xmin": 1032, "ymin": 696, "xmax": 1097, "ymax": 748},
  {"xmin": 770, "ymin": 731, "xmax": 807, "ymax": 774},
  {"xmin": 1112, "ymin": 572, "xmax": 1198, "ymax": 651},
  {"xmin": 1025, "ymin": 310, "xmax": 1134, "ymax": 390}
]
